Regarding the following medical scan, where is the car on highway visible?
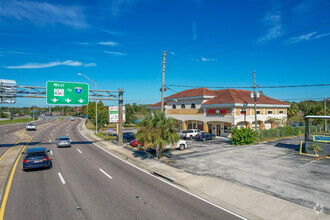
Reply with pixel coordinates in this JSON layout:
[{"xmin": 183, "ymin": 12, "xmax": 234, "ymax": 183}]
[
  {"xmin": 56, "ymin": 136, "xmax": 72, "ymax": 148},
  {"xmin": 195, "ymin": 132, "xmax": 215, "ymax": 141},
  {"xmin": 26, "ymin": 123, "xmax": 36, "ymax": 131},
  {"xmin": 71, "ymin": 117, "xmax": 75, "ymax": 121},
  {"xmin": 22, "ymin": 147, "xmax": 50, "ymax": 171}
]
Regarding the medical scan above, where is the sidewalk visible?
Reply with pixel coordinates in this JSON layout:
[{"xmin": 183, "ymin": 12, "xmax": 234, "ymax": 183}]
[{"xmin": 79, "ymin": 120, "xmax": 329, "ymax": 220}]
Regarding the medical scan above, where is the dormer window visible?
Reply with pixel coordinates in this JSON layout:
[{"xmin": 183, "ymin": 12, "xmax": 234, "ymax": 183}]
[
  {"xmin": 191, "ymin": 103, "xmax": 196, "ymax": 109},
  {"xmin": 181, "ymin": 104, "xmax": 185, "ymax": 109},
  {"xmin": 172, "ymin": 104, "xmax": 176, "ymax": 109}
]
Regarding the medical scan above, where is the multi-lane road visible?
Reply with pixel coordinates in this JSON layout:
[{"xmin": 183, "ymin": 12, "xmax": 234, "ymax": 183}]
[{"xmin": 0, "ymin": 117, "xmax": 242, "ymax": 220}]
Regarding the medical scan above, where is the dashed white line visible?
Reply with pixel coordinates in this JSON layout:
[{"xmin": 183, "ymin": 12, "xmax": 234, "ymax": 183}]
[
  {"xmin": 50, "ymin": 150, "xmax": 53, "ymax": 155},
  {"xmin": 51, "ymin": 134, "xmax": 53, "ymax": 136},
  {"xmin": 58, "ymin": 172, "xmax": 66, "ymax": 184},
  {"xmin": 77, "ymin": 149, "xmax": 82, "ymax": 154},
  {"xmin": 67, "ymin": 133, "xmax": 69, "ymax": 136},
  {"xmin": 49, "ymin": 139, "xmax": 51, "ymax": 143},
  {"xmin": 99, "ymin": 168, "xmax": 113, "ymax": 179}
]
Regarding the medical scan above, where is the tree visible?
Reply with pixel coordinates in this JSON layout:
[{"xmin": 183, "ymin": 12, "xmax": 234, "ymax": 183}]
[
  {"xmin": 136, "ymin": 111, "xmax": 179, "ymax": 159},
  {"xmin": 125, "ymin": 104, "xmax": 137, "ymax": 124},
  {"xmin": 287, "ymin": 102, "xmax": 299, "ymax": 117}
]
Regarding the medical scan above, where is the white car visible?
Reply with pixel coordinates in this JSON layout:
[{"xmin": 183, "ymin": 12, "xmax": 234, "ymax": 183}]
[
  {"xmin": 153, "ymin": 140, "xmax": 187, "ymax": 151},
  {"xmin": 26, "ymin": 123, "xmax": 36, "ymax": 131},
  {"xmin": 70, "ymin": 118, "xmax": 75, "ymax": 121}
]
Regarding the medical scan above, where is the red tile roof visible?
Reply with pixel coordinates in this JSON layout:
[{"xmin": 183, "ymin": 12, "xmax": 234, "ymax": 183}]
[
  {"xmin": 149, "ymin": 87, "xmax": 289, "ymax": 107},
  {"xmin": 165, "ymin": 87, "xmax": 216, "ymax": 99},
  {"xmin": 203, "ymin": 89, "xmax": 290, "ymax": 105},
  {"xmin": 149, "ymin": 101, "xmax": 166, "ymax": 107}
]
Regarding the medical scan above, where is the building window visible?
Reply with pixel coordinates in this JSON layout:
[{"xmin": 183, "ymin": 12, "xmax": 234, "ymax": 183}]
[
  {"xmin": 181, "ymin": 104, "xmax": 185, "ymax": 109},
  {"xmin": 267, "ymin": 110, "xmax": 273, "ymax": 114},
  {"xmin": 240, "ymin": 110, "xmax": 247, "ymax": 115},
  {"xmin": 279, "ymin": 110, "xmax": 284, "ymax": 114},
  {"xmin": 191, "ymin": 103, "xmax": 196, "ymax": 109},
  {"xmin": 172, "ymin": 104, "xmax": 176, "ymax": 109},
  {"xmin": 256, "ymin": 110, "xmax": 261, "ymax": 114}
]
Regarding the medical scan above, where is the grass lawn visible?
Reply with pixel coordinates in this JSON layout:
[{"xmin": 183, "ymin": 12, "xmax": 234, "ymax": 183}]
[{"xmin": 0, "ymin": 118, "xmax": 34, "ymax": 125}]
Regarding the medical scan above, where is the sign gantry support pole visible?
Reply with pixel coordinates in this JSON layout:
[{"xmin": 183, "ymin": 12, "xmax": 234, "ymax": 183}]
[
  {"xmin": 118, "ymin": 88, "xmax": 124, "ymax": 145},
  {"xmin": 161, "ymin": 51, "xmax": 167, "ymax": 112}
]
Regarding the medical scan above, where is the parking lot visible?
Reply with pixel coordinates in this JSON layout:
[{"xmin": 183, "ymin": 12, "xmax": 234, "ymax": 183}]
[{"xmin": 164, "ymin": 136, "xmax": 330, "ymax": 214}]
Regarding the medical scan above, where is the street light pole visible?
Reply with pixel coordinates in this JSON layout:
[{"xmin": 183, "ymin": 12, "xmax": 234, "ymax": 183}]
[{"xmin": 78, "ymin": 73, "xmax": 98, "ymax": 133}]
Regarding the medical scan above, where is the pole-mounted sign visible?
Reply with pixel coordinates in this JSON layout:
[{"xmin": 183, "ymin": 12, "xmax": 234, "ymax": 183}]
[{"xmin": 46, "ymin": 81, "xmax": 89, "ymax": 105}]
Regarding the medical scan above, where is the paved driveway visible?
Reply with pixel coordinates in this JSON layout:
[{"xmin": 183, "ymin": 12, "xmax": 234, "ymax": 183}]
[{"xmin": 164, "ymin": 137, "xmax": 330, "ymax": 214}]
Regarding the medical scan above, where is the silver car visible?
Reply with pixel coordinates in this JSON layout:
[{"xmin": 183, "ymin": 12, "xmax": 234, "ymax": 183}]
[{"xmin": 56, "ymin": 136, "xmax": 71, "ymax": 148}]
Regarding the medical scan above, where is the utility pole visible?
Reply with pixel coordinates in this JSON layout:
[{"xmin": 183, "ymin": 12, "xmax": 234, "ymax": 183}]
[
  {"xmin": 95, "ymin": 83, "xmax": 98, "ymax": 133},
  {"xmin": 252, "ymin": 71, "xmax": 259, "ymax": 140},
  {"xmin": 118, "ymin": 88, "xmax": 124, "ymax": 145},
  {"xmin": 161, "ymin": 51, "xmax": 167, "ymax": 112},
  {"xmin": 325, "ymin": 98, "xmax": 327, "ymax": 132}
]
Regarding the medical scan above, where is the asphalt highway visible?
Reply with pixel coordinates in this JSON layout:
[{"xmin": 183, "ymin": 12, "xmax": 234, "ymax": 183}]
[{"xmin": 2, "ymin": 118, "xmax": 242, "ymax": 220}]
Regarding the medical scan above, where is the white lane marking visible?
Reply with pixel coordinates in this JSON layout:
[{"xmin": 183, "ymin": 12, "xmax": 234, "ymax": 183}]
[
  {"xmin": 77, "ymin": 149, "xmax": 82, "ymax": 154},
  {"xmin": 50, "ymin": 150, "xmax": 53, "ymax": 155},
  {"xmin": 299, "ymin": 159, "xmax": 320, "ymax": 168},
  {"xmin": 49, "ymin": 139, "xmax": 51, "ymax": 143},
  {"xmin": 99, "ymin": 168, "xmax": 113, "ymax": 179},
  {"xmin": 58, "ymin": 172, "xmax": 66, "ymax": 184},
  {"xmin": 77, "ymin": 120, "xmax": 247, "ymax": 220},
  {"xmin": 53, "ymin": 130, "xmax": 55, "ymax": 132},
  {"xmin": 67, "ymin": 133, "xmax": 69, "ymax": 136},
  {"xmin": 51, "ymin": 134, "xmax": 53, "ymax": 136}
]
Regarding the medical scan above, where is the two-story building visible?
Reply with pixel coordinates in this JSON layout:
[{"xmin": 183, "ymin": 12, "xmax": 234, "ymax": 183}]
[{"xmin": 149, "ymin": 87, "xmax": 290, "ymax": 137}]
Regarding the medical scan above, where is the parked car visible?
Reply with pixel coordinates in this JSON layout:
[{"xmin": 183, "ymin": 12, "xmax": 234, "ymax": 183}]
[
  {"xmin": 56, "ymin": 136, "xmax": 71, "ymax": 148},
  {"xmin": 130, "ymin": 140, "xmax": 143, "ymax": 147},
  {"xmin": 26, "ymin": 123, "xmax": 36, "ymax": 131},
  {"xmin": 70, "ymin": 117, "xmax": 75, "ymax": 121},
  {"xmin": 122, "ymin": 132, "xmax": 135, "ymax": 143},
  {"xmin": 152, "ymin": 140, "xmax": 187, "ymax": 151},
  {"xmin": 182, "ymin": 129, "xmax": 201, "ymax": 140},
  {"xmin": 195, "ymin": 132, "xmax": 215, "ymax": 141},
  {"xmin": 22, "ymin": 147, "xmax": 50, "ymax": 171}
]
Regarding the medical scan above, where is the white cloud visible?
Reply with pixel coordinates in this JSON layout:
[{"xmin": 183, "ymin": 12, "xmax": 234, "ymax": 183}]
[
  {"xmin": 169, "ymin": 52, "xmax": 175, "ymax": 55},
  {"xmin": 98, "ymin": 42, "xmax": 119, "ymax": 46},
  {"xmin": 104, "ymin": 51, "xmax": 126, "ymax": 56},
  {"xmin": 0, "ymin": 1, "xmax": 87, "ymax": 29},
  {"xmin": 258, "ymin": 13, "xmax": 284, "ymax": 43},
  {"xmin": 192, "ymin": 57, "xmax": 217, "ymax": 62},
  {"xmin": 315, "ymin": 32, "xmax": 330, "ymax": 39},
  {"xmin": 5, "ymin": 60, "xmax": 95, "ymax": 69},
  {"xmin": 289, "ymin": 32, "xmax": 317, "ymax": 43}
]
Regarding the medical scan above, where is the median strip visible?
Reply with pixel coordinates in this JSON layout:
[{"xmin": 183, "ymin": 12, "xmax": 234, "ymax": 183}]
[{"xmin": 77, "ymin": 149, "xmax": 82, "ymax": 154}]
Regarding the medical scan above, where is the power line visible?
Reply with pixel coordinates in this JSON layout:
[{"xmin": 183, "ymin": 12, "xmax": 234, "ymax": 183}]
[
  {"xmin": 167, "ymin": 20, "xmax": 330, "ymax": 68},
  {"xmin": 167, "ymin": 0, "xmax": 305, "ymax": 52},
  {"xmin": 278, "ymin": 98, "xmax": 325, "ymax": 101},
  {"xmin": 170, "ymin": 4, "xmax": 330, "ymax": 60},
  {"xmin": 166, "ymin": 83, "xmax": 330, "ymax": 89}
]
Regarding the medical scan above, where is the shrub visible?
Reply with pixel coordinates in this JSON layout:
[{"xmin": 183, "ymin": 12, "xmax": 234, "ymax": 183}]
[{"xmin": 230, "ymin": 127, "xmax": 257, "ymax": 145}]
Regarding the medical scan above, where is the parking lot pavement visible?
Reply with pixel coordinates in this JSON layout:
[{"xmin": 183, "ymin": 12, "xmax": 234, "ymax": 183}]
[{"xmin": 165, "ymin": 136, "xmax": 330, "ymax": 214}]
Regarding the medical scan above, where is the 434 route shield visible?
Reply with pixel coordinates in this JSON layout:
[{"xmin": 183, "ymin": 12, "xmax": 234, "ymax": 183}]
[{"xmin": 46, "ymin": 81, "xmax": 89, "ymax": 105}]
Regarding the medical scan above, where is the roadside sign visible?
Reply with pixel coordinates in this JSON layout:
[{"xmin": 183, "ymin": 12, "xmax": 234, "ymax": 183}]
[
  {"xmin": 106, "ymin": 129, "xmax": 113, "ymax": 133},
  {"xmin": 0, "ymin": 79, "xmax": 16, "ymax": 104},
  {"xmin": 109, "ymin": 106, "xmax": 125, "ymax": 123},
  {"xmin": 46, "ymin": 81, "xmax": 89, "ymax": 105}
]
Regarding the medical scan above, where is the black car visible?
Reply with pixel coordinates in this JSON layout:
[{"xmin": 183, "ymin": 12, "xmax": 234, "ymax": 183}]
[{"xmin": 195, "ymin": 132, "xmax": 216, "ymax": 141}]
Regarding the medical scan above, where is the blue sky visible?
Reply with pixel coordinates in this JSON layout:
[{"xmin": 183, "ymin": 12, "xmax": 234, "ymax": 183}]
[{"xmin": 0, "ymin": 0, "xmax": 329, "ymax": 107}]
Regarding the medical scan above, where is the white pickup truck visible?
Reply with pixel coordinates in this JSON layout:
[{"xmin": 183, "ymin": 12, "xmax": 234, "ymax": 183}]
[{"xmin": 181, "ymin": 129, "xmax": 201, "ymax": 140}]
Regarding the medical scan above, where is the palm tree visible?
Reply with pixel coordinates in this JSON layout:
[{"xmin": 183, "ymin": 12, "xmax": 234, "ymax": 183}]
[{"xmin": 136, "ymin": 111, "xmax": 179, "ymax": 159}]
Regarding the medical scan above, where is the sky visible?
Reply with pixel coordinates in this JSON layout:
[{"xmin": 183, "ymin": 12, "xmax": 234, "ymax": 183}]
[{"xmin": 0, "ymin": 0, "xmax": 329, "ymax": 107}]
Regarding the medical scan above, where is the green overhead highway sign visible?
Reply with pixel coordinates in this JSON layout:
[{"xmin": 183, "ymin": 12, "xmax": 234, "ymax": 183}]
[{"xmin": 46, "ymin": 81, "xmax": 89, "ymax": 105}]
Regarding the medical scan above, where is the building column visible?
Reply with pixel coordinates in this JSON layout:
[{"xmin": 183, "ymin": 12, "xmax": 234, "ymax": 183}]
[
  {"xmin": 182, "ymin": 121, "xmax": 187, "ymax": 130},
  {"xmin": 271, "ymin": 121, "xmax": 276, "ymax": 129},
  {"xmin": 260, "ymin": 121, "xmax": 265, "ymax": 130},
  {"xmin": 203, "ymin": 122, "xmax": 208, "ymax": 132}
]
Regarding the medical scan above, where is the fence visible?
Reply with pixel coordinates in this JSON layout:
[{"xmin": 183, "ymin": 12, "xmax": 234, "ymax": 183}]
[{"xmin": 258, "ymin": 126, "xmax": 305, "ymax": 142}]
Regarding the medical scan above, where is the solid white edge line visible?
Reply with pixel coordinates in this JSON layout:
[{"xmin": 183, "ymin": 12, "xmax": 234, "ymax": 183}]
[
  {"xmin": 77, "ymin": 149, "xmax": 82, "ymax": 154},
  {"xmin": 99, "ymin": 168, "xmax": 113, "ymax": 179},
  {"xmin": 58, "ymin": 172, "xmax": 66, "ymax": 184},
  {"xmin": 77, "ymin": 119, "xmax": 247, "ymax": 220}
]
